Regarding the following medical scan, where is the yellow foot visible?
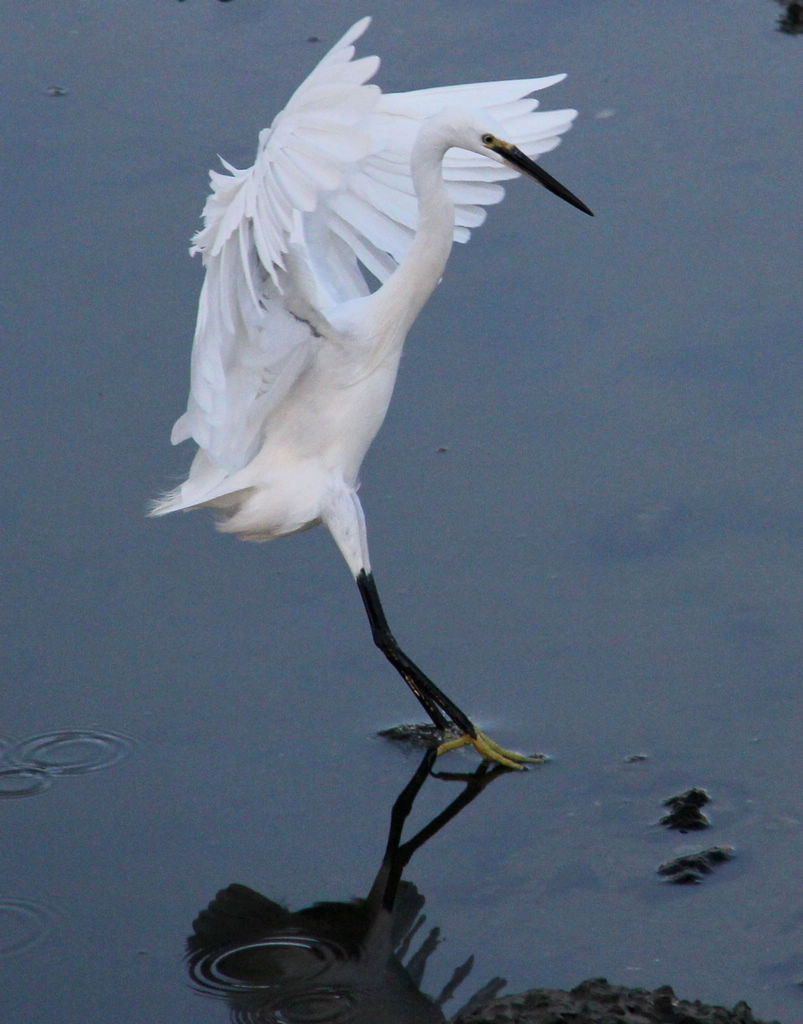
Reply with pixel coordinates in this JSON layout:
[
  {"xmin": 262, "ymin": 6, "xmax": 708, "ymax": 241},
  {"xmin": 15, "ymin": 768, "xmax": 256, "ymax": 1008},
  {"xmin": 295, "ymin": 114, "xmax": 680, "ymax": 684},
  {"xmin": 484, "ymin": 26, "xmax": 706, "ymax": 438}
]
[{"xmin": 436, "ymin": 729, "xmax": 546, "ymax": 770}]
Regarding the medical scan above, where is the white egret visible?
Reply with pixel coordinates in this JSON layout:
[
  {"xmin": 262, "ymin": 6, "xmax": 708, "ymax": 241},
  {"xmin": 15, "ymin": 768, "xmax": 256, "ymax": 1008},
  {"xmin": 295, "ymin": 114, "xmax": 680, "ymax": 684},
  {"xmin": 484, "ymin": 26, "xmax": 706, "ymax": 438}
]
[{"xmin": 152, "ymin": 17, "xmax": 592, "ymax": 769}]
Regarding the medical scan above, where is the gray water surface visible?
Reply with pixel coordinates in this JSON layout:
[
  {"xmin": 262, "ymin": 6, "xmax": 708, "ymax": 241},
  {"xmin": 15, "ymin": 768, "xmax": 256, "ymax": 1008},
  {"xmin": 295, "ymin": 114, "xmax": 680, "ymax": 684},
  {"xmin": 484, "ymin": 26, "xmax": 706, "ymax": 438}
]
[{"xmin": 3, "ymin": 2, "xmax": 802, "ymax": 1022}]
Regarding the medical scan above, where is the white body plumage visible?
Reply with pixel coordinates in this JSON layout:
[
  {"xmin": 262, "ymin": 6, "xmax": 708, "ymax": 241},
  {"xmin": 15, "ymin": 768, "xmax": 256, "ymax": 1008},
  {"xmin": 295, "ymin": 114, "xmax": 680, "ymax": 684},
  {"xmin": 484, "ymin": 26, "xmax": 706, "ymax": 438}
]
[{"xmin": 152, "ymin": 16, "xmax": 582, "ymax": 579}]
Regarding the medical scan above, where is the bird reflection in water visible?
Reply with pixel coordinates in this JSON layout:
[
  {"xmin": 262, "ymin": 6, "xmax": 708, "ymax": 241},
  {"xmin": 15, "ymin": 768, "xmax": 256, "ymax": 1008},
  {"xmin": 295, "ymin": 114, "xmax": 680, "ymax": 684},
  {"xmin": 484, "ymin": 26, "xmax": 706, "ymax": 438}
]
[{"xmin": 187, "ymin": 749, "xmax": 507, "ymax": 1023}]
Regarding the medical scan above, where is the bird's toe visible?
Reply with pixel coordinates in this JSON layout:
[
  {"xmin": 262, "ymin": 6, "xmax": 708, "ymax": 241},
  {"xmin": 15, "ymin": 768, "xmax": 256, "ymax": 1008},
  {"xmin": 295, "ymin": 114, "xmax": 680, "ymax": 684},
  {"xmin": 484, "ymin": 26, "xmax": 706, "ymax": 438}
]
[{"xmin": 437, "ymin": 729, "xmax": 546, "ymax": 770}]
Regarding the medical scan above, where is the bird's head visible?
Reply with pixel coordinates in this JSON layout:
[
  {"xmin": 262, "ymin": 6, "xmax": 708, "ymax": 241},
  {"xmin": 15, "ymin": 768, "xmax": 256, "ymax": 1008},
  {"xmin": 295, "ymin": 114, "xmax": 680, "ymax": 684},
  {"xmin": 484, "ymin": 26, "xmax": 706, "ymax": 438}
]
[
  {"xmin": 480, "ymin": 129, "xmax": 593, "ymax": 215},
  {"xmin": 433, "ymin": 106, "xmax": 593, "ymax": 217}
]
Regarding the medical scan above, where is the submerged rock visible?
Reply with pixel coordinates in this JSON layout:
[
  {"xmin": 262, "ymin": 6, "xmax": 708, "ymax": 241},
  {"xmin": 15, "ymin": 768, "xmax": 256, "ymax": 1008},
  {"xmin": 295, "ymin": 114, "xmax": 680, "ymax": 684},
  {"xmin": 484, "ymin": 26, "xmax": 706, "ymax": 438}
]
[
  {"xmin": 660, "ymin": 787, "xmax": 712, "ymax": 832},
  {"xmin": 455, "ymin": 976, "xmax": 781, "ymax": 1023},
  {"xmin": 657, "ymin": 845, "xmax": 735, "ymax": 884}
]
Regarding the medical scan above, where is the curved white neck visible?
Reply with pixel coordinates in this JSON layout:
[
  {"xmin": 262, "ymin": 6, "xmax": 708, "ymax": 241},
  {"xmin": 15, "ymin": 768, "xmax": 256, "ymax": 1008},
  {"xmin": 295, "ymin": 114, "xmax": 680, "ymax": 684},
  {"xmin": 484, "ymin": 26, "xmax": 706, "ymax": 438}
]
[{"xmin": 369, "ymin": 121, "xmax": 456, "ymax": 338}]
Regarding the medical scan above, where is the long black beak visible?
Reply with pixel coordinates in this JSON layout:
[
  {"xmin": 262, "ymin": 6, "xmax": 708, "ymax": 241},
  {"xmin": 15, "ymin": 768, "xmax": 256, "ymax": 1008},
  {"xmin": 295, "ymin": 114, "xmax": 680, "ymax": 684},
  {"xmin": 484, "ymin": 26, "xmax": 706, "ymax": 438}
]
[{"xmin": 495, "ymin": 142, "xmax": 593, "ymax": 216}]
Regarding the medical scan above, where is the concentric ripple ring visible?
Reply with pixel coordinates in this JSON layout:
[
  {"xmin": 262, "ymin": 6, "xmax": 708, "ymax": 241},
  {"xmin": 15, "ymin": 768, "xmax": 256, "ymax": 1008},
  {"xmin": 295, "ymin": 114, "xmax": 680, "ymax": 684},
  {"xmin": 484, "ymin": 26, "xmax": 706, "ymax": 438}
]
[
  {"xmin": 0, "ymin": 767, "xmax": 53, "ymax": 799},
  {"xmin": 0, "ymin": 899, "xmax": 53, "ymax": 956},
  {"xmin": 6, "ymin": 730, "xmax": 133, "ymax": 776}
]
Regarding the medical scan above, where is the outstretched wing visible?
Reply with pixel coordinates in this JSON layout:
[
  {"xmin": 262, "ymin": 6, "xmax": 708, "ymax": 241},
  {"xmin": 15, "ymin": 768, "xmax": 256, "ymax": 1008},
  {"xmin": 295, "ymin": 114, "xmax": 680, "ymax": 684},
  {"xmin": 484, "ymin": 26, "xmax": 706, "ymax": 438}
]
[
  {"xmin": 158, "ymin": 18, "xmax": 579, "ymax": 509},
  {"xmin": 327, "ymin": 75, "xmax": 577, "ymax": 285},
  {"xmin": 163, "ymin": 17, "xmax": 381, "ymax": 500},
  {"xmin": 189, "ymin": 17, "xmax": 380, "ymax": 298}
]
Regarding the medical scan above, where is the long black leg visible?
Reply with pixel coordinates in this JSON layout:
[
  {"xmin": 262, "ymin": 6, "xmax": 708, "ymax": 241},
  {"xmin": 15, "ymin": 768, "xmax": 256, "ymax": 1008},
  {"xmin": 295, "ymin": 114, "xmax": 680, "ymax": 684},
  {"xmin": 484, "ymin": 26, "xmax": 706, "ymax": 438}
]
[{"xmin": 356, "ymin": 569, "xmax": 476, "ymax": 738}]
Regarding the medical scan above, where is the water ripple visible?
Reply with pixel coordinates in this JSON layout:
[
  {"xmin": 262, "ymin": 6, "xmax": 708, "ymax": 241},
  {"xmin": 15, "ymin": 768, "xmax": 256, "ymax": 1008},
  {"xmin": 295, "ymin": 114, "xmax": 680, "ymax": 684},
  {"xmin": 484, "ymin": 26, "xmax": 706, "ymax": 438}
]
[
  {"xmin": 0, "ymin": 899, "xmax": 53, "ymax": 956},
  {"xmin": 191, "ymin": 935, "xmax": 348, "ymax": 993},
  {"xmin": 0, "ymin": 767, "xmax": 53, "ymax": 799},
  {"xmin": 228, "ymin": 986, "xmax": 355, "ymax": 1024},
  {"xmin": 190, "ymin": 936, "xmax": 356, "ymax": 1024},
  {"xmin": 5, "ymin": 730, "xmax": 133, "ymax": 776}
]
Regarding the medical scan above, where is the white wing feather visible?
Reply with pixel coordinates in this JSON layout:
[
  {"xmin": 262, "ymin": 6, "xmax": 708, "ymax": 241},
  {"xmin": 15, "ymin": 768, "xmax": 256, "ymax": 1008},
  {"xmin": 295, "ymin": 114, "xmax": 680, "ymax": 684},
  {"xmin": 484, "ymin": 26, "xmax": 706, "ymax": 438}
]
[{"xmin": 156, "ymin": 17, "xmax": 578, "ymax": 511}]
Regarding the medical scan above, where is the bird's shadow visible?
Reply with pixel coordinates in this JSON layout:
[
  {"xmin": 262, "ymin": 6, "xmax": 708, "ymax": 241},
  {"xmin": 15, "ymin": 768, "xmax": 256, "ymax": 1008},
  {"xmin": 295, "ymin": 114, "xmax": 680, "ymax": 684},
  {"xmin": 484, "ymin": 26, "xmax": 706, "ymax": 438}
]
[
  {"xmin": 185, "ymin": 753, "xmax": 775, "ymax": 1024},
  {"xmin": 186, "ymin": 748, "xmax": 510, "ymax": 1023}
]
